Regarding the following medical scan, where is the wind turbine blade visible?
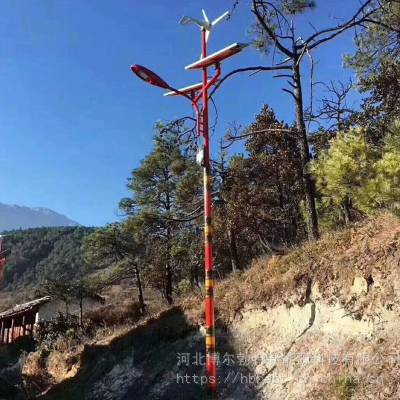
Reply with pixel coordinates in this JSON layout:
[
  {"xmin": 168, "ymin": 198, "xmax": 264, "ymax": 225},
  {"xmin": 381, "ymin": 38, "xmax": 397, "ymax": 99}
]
[
  {"xmin": 205, "ymin": 30, "xmax": 211, "ymax": 44},
  {"xmin": 202, "ymin": 9, "xmax": 209, "ymax": 24},
  {"xmin": 194, "ymin": 18, "xmax": 206, "ymax": 27},
  {"xmin": 180, "ymin": 15, "xmax": 207, "ymax": 28},
  {"xmin": 179, "ymin": 16, "xmax": 192, "ymax": 25},
  {"xmin": 212, "ymin": 11, "xmax": 230, "ymax": 27}
]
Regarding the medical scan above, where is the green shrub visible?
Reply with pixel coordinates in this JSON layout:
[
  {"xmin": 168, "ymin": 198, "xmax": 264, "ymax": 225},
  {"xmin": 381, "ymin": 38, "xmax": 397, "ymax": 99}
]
[
  {"xmin": 311, "ymin": 124, "xmax": 400, "ymax": 225},
  {"xmin": 35, "ymin": 313, "xmax": 80, "ymax": 349},
  {"xmin": 361, "ymin": 125, "xmax": 400, "ymax": 215},
  {"xmin": 176, "ymin": 279, "xmax": 192, "ymax": 297},
  {"xmin": 335, "ymin": 376, "xmax": 358, "ymax": 399}
]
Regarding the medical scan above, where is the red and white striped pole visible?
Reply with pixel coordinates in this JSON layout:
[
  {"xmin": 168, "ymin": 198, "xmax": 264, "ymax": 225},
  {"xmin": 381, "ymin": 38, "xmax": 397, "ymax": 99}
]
[
  {"xmin": 200, "ymin": 28, "xmax": 217, "ymax": 395},
  {"xmin": 130, "ymin": 12, "xmax": 247, "ymax": 397}
]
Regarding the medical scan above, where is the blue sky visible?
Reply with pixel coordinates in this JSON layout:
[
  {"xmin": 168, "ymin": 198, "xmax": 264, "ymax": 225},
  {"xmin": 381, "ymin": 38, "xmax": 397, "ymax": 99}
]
[{"xmin": 0, "ymin": 1, "xmax": 363, "ymax": 226}]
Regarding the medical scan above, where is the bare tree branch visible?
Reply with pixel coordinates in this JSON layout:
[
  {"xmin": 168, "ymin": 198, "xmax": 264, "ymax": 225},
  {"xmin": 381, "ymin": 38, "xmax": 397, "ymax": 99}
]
[
  {"xmin": 252, "ymin": 0, "xmax": 294, "ymax": 57},
  {"xmin": 273, "ymin": 74, "xmax": 294, "ymax": 79},
  {"xmin": 282, "ymin": 88, "xmax": 297, "ymax": 100},
  {"xmin": 209, "ymin": 65, "xmax": 291, "ymax": 98},
  {"xmin": 303, "ymin": 0, "xmax": 376, "ymax": 46},
  {"xmin": 306, "ymin": 79, "xmax": 355, "ymax": 132},
  {"xmin": 223, "ymin": 127, "xmax": 296, "ymax": 148},
  {"xmin": 305, "ymin": 3, "xmax": 388, "ymax": 51}
]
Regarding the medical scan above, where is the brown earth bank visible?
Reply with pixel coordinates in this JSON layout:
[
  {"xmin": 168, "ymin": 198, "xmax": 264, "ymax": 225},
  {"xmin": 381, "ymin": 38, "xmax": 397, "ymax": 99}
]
[{"xmin": 21, "ymin": 214, "xmax": 400, "ymax": 399}]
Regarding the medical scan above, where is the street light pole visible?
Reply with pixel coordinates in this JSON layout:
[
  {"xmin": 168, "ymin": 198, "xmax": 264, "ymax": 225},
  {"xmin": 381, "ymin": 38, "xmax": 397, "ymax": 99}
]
[
  {"xmin": 130, "ymin": 10, "xmax": 247, "ymax": 397},
  {"xmin": 200, "ymin": 26, "xmax": 218, "ymax": 394}
]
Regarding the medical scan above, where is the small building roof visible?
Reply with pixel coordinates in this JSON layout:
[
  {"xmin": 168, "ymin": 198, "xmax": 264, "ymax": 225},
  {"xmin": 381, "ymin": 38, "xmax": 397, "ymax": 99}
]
[{"xmin": 0, "ymin": 296, "xmax": 51, "ymax": 320}]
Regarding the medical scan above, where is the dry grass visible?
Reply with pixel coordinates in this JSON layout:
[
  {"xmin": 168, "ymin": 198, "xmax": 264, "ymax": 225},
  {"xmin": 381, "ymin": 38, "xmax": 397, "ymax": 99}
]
[
  {"xmin": 22, "ymin": 348, "xmax": 53, "ymax": 395},
  {"xmin": 183, "ymin": 213, "xmax": 400, "ymax": 325},
  {"xmin": 85, "ymin": 300, "xmax": 143, "ymax": 327},
  {"xmin": 22, "ymin": 305, "xmax": 179, "ymax": 397},
  {"xmin": 22, "ymin": 213, "xmax": 400, "ymax": 398},
  {"xmin": 304, "ymin": 336, "xmax": 400, "ymax": 400}
]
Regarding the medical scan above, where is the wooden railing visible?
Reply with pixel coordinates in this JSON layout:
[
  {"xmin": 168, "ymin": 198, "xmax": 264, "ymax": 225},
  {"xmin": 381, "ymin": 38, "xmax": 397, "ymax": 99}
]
[{"xmin": 0, "ymin": 308, "xmax": 37, "ymax": 345}]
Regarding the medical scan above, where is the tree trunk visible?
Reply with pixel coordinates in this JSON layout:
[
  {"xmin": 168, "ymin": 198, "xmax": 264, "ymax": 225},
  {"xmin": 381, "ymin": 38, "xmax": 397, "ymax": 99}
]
[
  {"xmin": 165, "ymin": 263, "xmax": 173, "ymax": 305},
  {"xmin": 191, "ymin": 260, "xmax": 200, "ymax": 289},
  {"xmin": 79, "ymin": 297, "xmax": 83, "ymax": 327},
  {"xmin": 194, "ymin": 262, "xmax": 199, "ymax": 287},
  {"xmin": 134, "ymin": 264, "xmax": 146, "ymax": 313},
  {"xmin": 165, "ymin": 225, "xmax": 173, "ymax": 305},
  {"xmin": 165, "ymin": 185, "xmax": 173, "ymax": 305},
  {"xmin": 293, "ymin": 62, "xmax": 320, "ymax": 240},
  {"xmin": 228, "ymin": 226, "xmax": 241, "ymax": 273},
  {"xmin": 164, "ymin": 263, "xmax": 173, "ymax": 304},
  {"xmin": 342, "ymin": 195, "xmax": 352, "ymax": 225},
  {"xmin": 190, "ymin": 262, "xmax": 200, "ymax": 290}
]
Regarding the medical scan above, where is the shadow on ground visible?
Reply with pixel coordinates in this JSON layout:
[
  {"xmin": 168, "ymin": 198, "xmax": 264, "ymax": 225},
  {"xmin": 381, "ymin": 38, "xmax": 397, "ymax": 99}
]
[
  {"xmin": 39, "ymin": 307, "xmax": 259, "ymax": 400},
  {"xmin": 0, "ymin": 337, "xmax": 34, "ymax": 400}
]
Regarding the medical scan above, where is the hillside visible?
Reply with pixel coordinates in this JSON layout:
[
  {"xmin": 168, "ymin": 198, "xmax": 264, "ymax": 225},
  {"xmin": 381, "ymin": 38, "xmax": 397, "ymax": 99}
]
[
  {"xmin": 21, "ymin": 214, "xmax": 400, "ymax": 399},
  {"xmin": 0, "ymin": 227, "xmax": 95, "ymax": 309},
  {"xmin": 0, "ymin": 1, "xmax": 398, "ymax": 399},
  {"xmin": 0, "ymin": 203, "xmax": 78, "ymax": 232}
]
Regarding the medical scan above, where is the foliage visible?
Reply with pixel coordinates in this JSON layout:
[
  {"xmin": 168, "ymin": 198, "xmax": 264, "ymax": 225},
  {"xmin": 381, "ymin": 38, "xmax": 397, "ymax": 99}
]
[
  {"xmin": 214, "ymin": 105, "xmax": 305, "ymax": 273},
  {"xmin": 84, "ymin": 223, "xmax": 141, "ymax": 272},
  {"xmin": 251, "ymin": 0, "xmax": 316, "ymax": 52},
  {"xmin": 311, "ymin": 129, "xmax": 376, "ymax": 207},
  {"xmin": 40, "ymin": 275, "xmax": 99, "ymax": 323},
  {"xmin": 361, "ymin": 122, "xmax": 400, "ymax": 214},
  {"xmin": 119, "ymin": 125, "xmax": 202, "ymax": 303},
  {"xmin": 311, "ymin": 124, "xmax": 400, "ymax": 224},
  {"xmin": 244, "ymin": 105, "xmax": 304, "ymax": 244},
  {"xmin": 334, "ymin": 376, "xmax": 358, "ymax": 400},
  {"xmin": 85, "ymin": 301, "xmax": 142, "ymax": 328},
  {"xmin": 346, "ymin": 1, "xmax": 400, "ymax": 136},
  {"xmin": 35, "ymin": 313, "xmax": 80, "ymax": 350},
  {"xmin": 84, "ymin": 223, "xmax": 146, "ymax": 311},
  {"xmin": 121, "ymin": 126, "xmax": 201, "ymax": 220},
  {"xmin": 345, "ymin": 1, "xmax": 400, "ymax": 80},
  {"xmin": 2, "ymin": 226, "xmax": 95, "ymax": 291},
  {"xmin": 310, "ymin": 129, "xmax": 375, "ymax": 225},
  {"xmin": 282, "ymin": 0, "xmax": 315, "ymax": 14}
]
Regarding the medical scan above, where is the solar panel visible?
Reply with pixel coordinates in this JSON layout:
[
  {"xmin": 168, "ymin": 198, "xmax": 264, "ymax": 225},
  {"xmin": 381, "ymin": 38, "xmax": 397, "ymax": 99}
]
[
  {"xmin": 164, "ymin": 82, "xmax": 203, "ymax": 97},
  {"xmin": 185, "ymin": 43, "xmax": 248, "ymax": 70}
]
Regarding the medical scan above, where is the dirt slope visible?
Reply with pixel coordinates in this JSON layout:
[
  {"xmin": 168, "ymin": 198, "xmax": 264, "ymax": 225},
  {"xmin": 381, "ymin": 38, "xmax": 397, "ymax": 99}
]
[
  {"xmin": 23, "ymin": 214, "xmax": 400, "ymax": 399},
  {"xmin": 215, "ymin": 213, "xmax": 400, "ymax": 399}
]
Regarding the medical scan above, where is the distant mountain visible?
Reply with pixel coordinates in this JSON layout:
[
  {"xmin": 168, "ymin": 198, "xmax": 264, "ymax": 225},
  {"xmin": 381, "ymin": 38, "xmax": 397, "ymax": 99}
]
[{"xmin": 0, "ymin": 203, "xmax": 79, "ymax": 232}]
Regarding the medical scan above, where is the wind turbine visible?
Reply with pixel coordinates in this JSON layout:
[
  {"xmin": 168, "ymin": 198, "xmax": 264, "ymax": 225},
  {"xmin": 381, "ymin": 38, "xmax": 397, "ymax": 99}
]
[{"xmin": 180, "ymin": 9, "xmax": 230, "ymax": 49}]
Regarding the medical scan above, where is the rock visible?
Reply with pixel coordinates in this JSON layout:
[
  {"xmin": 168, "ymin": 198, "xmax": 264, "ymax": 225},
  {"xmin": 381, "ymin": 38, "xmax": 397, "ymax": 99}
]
[
  {"xmin": 373, "ymin": 277, "xmax": 382, "ymax": 289},
  {"xmin": 199, "ymin": 324, "xmax": 206, "ymax": 337},
  {"xmin": 311, "ymin": 282, "xmax": 322, "ymax": 301},
  {"xmin": 255, "ymin": 363, "xmax": 268, "ymax": 376},
  {"xmin": 352, "ymin": 276, "xmax": 368, "ymax": 296}
]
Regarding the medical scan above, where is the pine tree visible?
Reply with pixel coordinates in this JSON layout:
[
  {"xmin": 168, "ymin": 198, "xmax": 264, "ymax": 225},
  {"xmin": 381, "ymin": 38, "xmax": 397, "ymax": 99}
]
[
  {"xmin": 84, "ymin": 223, "xmax": 146, "ymax": 313},
  {"xmin": 218, "ymin": 0, "xmax": 390, "ymax": 239},
  {"xmin": 310, "ymin": 129, "xmax": 377, "ymax": 225},
  {"xmin": 311, "ymin": 123, "xmax": 400, "ymax": 224},
  {"xmin": 119, "ymin": 125, "xmax": 201, "ymax": 304},
  {"xmin": 345, "ymin": 1, "xmax": 400, "ymax": 136},
  {"xmin": 214, "ymin": 105, "xmax": 304, "ymax": 270},
  {"xmin": 361, "ymin": 121, "xmax": 400, "ymax": 215}
]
